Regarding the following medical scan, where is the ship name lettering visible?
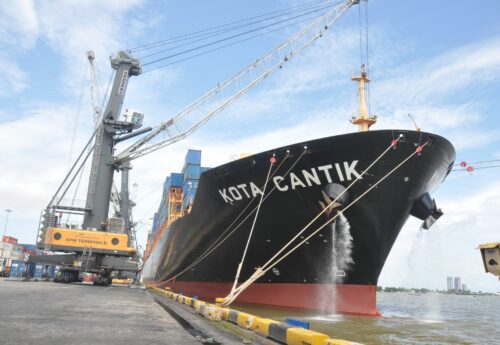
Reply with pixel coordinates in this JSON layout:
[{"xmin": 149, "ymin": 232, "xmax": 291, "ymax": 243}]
[
  {"xmin": 344, "ymin": 160, "xmax": 362, "ymax": 180},
  {"xmin": 217, "ymin": 160, "xmax": 362, "ymax": 203},
  {"xmin": 228, "ymin": 186, "xmax": 242, "ymax": 200},
  {"xmin": 273, "ymin": 176, "xmax": 288, "ymax": 192},
  {"xmin": 237, "ymin": 184, "xmax": 251, "ymax": 198},
  {"xmin": 317, "ymin": 164, "xmax": 333, "ymax": 183},
  {"xmin": 302, "ymin": 168, "xmax": 321, "ymax": 186},
  {"xmin": 290, "ymin": 172, "xmax": 306, "ymax": 189},
  {"xmin": 249, "ymin": 182, "xmax": 263, "ymax": 197},
  {"xmin": 335, "ymin": 163, "xmax": 344, "ymax": 181},
  {"xmin": 218, "ymin": 189, "xmax": 233, "ymax": 203}
]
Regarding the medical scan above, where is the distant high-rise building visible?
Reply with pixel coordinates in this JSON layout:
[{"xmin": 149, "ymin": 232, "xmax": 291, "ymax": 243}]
[
  {"xmin": 454, "ymin": 276, "xmax": 462, "ymax": 292},
  {"xmin": 462, "ymin": 283, "xmax": 467, "ymax": 292},
  {"xmin": 446, "ymin": 276, "xmax": 453, "ymax": 291}
]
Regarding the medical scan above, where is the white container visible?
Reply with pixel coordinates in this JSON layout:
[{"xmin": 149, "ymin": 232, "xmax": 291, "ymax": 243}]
[{"xmin": 1, "ymin": 242, "xmax": 14, "ymax": 253}]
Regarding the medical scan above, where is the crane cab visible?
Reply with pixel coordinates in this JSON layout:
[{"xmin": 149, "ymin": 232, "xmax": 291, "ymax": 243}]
[{"xmin": 123, "ymin": 108, "xmax": 144, "ymax": 128}]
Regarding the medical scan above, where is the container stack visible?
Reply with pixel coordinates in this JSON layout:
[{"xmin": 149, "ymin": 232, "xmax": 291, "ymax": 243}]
[
  {"xmin": 0, "ymin": 238, "xmax": 54, "ymax": 278},
  {"xmin": 182, "ymin": 149, "xmax": 202, "ymax": 212},
  {"xmin": 1, "ymin": 237, "xmax": 25, "ymax": 275},
  {"xmin": 144, "ymin": 149, "xmax": 211, "ymax": 260}
]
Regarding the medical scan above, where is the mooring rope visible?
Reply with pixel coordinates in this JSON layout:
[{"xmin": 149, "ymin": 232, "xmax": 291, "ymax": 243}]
[
  {"xmin": 162, "ymin": 149, "xmax": 306, "ymax": 283},
  {"xmin": 222, "ymin": 138, "xmax": 429, "ymax": 306},
  {"xmin": 227, "ymin": 156, "xmax": 276, "ymax": 298}
]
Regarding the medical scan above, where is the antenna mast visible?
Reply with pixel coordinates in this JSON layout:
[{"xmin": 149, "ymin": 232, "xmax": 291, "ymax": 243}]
[
  {"xmin": 350, "ymin": 0, "xmax": 376, "ymax": 132},
  {"xmin": 351, "ymin": 64, "xmax": 376, "ymax": 131}
]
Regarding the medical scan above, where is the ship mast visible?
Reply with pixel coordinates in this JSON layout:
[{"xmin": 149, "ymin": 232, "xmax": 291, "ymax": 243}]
[{"xmin": 351, "ymin": 64, "xmax": 376, "ymax": 131}]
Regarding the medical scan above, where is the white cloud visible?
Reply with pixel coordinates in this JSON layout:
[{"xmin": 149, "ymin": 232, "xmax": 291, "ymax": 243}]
[
  {"xmin": 0, "ymin": 54, "xmax": 29, "ymax": 96},
  {"xmin": 373, "ymin": 37, "xmax": 500, "ymax": 107},
  {"xmin": 0, "ymin": 0, "xmax": 39, "ymax": 49}
]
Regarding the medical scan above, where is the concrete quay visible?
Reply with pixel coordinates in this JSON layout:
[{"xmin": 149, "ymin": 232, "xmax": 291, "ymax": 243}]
[{"xmin": 0, "ymin": 278, "xmax": 264, "ymax": 345}]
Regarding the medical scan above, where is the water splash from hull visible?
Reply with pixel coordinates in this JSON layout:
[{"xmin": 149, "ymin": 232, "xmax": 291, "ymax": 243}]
[{"xmin": 320, "ymin": 212, "xmax": 354, "ymax": 313}]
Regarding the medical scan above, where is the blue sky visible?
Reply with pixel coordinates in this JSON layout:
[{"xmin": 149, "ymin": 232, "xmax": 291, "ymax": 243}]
[{"xmin": 0, "ymin": 0, "xmax": 499, "ymax": 292}]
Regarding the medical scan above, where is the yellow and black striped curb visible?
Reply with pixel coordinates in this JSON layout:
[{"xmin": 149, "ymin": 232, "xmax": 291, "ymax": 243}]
[{"xmin": 148, "ymin": 286, "xmax": 362, "ymax": 345}]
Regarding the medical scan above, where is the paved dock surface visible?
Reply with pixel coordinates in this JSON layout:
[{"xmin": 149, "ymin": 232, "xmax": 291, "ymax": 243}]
[{"xmin": 0, "ymin": 278, "xmax": 203, "ymax": 345}]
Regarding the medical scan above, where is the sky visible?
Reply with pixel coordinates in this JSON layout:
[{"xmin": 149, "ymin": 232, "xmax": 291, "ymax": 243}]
[{"xmin": 0, "ymin": 0, "xmax": 499, "ymax": 293}]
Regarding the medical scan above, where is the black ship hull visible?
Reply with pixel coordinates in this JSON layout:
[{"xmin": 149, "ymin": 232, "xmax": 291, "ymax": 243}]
[{"xmin": 142, "ymin": 130, "xmax": 455, "ymax": 315}]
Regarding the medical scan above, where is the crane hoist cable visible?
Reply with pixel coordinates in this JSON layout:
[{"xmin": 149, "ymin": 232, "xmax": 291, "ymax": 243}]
[
  {"xmin": 128, "ymin": 0, "xmax": 340, "ymax": 52},
  {"xmin": 142, "ymin": 13, "xmax": 327, "ymax": 73},
  {"xmin": 140, "ymin": 2, "xmax": 340, "ymax": 59},
  {"xmin": 48, "ymin": 126, "xmax": 99, "ymax": 208},
  {"xmin": 142, "ymin": 4, "xmax": 339, "ymax": 66},
  {"xmin": 66, "ymin": 64, "xmax": 89, "ymax": 171}
]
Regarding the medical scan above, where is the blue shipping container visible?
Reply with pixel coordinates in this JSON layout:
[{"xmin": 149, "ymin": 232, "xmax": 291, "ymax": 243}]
[
  {"xmin": 10, "ymin": 260, "xmax": 25, "ymax": 278},
  {"xmin": 28, "ymin": 262, "xmax": 36, "ymax": 277},
  {"xmin": 200, "ymin": 167, "xmax": 211, "ymax": 174},
  {"xmin": 10, "ymin": 262, "xmax": 19, "ymax": 277},
  {"xmin": 34, "ymin": 264, "xmax": 43, "ymax": 278},
  {"xmin": 169, "ymin": 173, "xmax": 183, "ymax": 187},
  {"xmin": 183, "ymin": 164, "xmax": 201, "ymax": 181},
  {"xmin": 21, "ymin": 244, "xmax": 37, "ymax": 251},
  {"xmin": 163, "ymin": 176, "xmax": 171, "ymax": 194},
  {"xmin": 185, "ymin": 149, "xmax": 201, "ymax": 165},
  {"xmin": 46, "ymin": 265, "xmax": 56, "ymax": 278},
  {"xmin": 182, "ymin": 179, "xmax": 199, "ymax": 210}
]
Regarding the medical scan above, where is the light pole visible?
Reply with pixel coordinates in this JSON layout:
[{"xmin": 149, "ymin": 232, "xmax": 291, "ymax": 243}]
[
  {"xmin": 2, "ymin": 209, "xmax": 12, "ymax": 239},
  {"xmin": 1, "ymin": 209, "xmax": 13, "ymax": 266}
]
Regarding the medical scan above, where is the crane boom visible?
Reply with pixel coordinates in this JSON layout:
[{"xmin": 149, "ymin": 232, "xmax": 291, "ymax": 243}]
[{"xmin": 116, "ymin": 0, "xmax": 359, "ymax": 162}]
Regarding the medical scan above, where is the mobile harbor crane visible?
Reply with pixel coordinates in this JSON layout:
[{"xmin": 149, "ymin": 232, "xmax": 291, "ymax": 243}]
[{"xmin": 33, "ymin": 0, "xmax": 361, "ymax": 285}]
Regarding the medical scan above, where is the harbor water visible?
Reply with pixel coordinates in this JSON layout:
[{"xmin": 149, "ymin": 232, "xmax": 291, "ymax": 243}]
[{"xmin": 234, "ymin": 292, "xmax": 500, "ymax": 344}]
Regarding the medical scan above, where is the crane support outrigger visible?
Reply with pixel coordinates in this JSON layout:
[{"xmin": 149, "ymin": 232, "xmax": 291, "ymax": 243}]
[{"xmin": 34, "ymin": 0, "xmax": 361, "ymax": 285}]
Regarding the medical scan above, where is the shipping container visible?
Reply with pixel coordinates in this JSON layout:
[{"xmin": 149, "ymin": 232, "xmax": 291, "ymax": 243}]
[
  {"xmin": 10, "ymin": 251, "xmax": 24, "ymax": 261},
  {"xmin": 182, "ymin": 179, "xmax": 199, "ymax": 211},
  {"xmin": 200, "ymin": 166, "xmax": 211, "ymax": 174},
  {"xmin": 1, "ymin": 241, "xmax": 14, "ymax": 252},
  {"xmin": 27, "ymin": 262, "xmax": 36, "ymax": 277},
  {"xmin": 183, "ymin": 164, "xmax": 201, "ymax": 181},
  {"xmin": 169, "ymin": 173, "xmax": 184, "ymax": 187},
  {"xmin": 2, "ymin": 236, "xmax": 18, "ymax": 245},
  {"xmin": 22, "ymin": 244, "xmax": 37, "ymax": 251},
  {"xmin": 45, "ymin": 265, "xmax": 57, "ymax": 278},
  {"xmin": 163, "ymin": 176, "xmax": 171, "ymax": 195},
  {"xmin": 34, "ymin": 264, "xmax": 43, "ymax": 278},
  {"xmin": 9, "ymin": 260, "xmax": 25, "ymax": 278},
  {"xmin": 184, "ymin": 149, "xmax": 202, "ymax": 165},
  {"xmin": 9, "ymin": 262, "xmax": 19, "ymax": 277}
]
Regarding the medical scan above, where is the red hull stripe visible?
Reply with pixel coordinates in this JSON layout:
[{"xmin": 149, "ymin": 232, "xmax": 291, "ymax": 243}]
[{"xmin": 146, "ymin": 281, "xmax": 380, "ymax": 316}]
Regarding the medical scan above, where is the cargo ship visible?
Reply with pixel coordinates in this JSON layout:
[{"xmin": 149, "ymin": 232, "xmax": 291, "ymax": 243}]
[{"xmin": 142, "ymin": 68, "xmax": 456, "ymax": 315}]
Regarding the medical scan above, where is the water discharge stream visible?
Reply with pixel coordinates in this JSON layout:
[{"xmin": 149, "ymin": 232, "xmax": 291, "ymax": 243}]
[{"xmin": 321, "ymin": 212, "xmax": 354, "ymax": 313}]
